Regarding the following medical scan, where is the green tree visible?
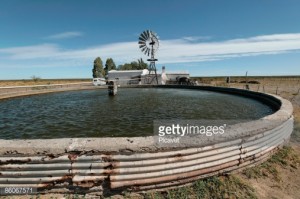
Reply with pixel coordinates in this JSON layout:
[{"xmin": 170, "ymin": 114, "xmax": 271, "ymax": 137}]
[
  {"xmin": 92, "ymin": 57, "xmax": 104, "ymax": 78},
  {"xmin": 137, "ymin": 58, "xmax": 148, "ymax": 70},
  {"xmin": 104, "ymin": 58, "xmax": 116, "ymax": 75},
  {"xmin": 117, "ymin": 58, "xmax": 148, "ymax": 70},
  {"xmin": 130, "ymin": 61, "xmax": 139, "ymax": 70}
]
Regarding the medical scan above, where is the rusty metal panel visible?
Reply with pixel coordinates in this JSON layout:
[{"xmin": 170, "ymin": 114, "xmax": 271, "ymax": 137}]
[
  {"xmin": 109, "ymin": 117, "xmax": 293, "ymax": 189},
  {"xmin": 0, "ymin": 153, "xmax": 109, "ymax": 193}
]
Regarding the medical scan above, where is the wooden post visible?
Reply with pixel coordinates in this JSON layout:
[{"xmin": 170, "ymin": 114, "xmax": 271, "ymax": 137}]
[
  {"xmin": 108, "ymin": 81, "xmax": 117, "ymax": 96},
  {"xmin": 245, "ymin": 71, "xmax": 249, "ymax": 90}
]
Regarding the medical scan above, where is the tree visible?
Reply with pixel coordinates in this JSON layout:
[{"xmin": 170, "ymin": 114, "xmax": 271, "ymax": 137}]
[
  {"xmin": 137, "ymin": 58, "xmax": 148, "ymax": 70},
  {"xmin": 130, "ymin": 61, "xmax": 139, "ymax": 70},
  {"xmin": 92, "ymin": 57, "xmax": 104, "ymax": 78},
  {"xmin": 104, "ymin": 58, "xmax": 116, "ymax": 75},
  {"xmin": 116, "ymin": 58, "xmax": 148, "ymax": 70}
]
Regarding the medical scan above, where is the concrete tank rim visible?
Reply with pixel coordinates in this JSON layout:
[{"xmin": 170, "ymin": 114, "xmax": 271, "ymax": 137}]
[{"xmin": 0, "ymin": 85, "xmax": 294, "ymax": 155}]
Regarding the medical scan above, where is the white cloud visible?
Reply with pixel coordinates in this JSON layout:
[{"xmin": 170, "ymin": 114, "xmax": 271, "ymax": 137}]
[
  {"xmin": 182, "ymin": 36, "xmax": 211, "ymax": 41},
  {"xmin": 0, "ymin": 44, "xmax": 59, "ymax": 59},
  {"xmin": 45, "ymin": 31, "xmax": 83, "ymax": 39},
  {"xmin": 1, "ymin": 33, "xmax": 300, "ymax": 69}
]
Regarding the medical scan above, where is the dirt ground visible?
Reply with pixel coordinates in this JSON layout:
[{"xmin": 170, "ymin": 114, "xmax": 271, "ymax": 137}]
[
  {"xmin": 239, "ymin": 144, "xmax": 300, "ymax": 199},
  {"xmin": 0, "ymin": 79, "xmax": 91, "ymax": 87}
]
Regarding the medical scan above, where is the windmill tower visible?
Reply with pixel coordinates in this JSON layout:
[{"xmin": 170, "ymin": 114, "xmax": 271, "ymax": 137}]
[{"xmin": 138, "ymin": 30, "xmax": 159, "ymax": 84}]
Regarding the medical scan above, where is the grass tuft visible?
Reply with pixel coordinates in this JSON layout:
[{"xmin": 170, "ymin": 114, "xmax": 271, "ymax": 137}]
[
  {"xmin": 243, "ymin": 146, "xmax": 300, "ymax": 181},
  {"xmin": 143, "ymin": 175, "xmax": 256, "ymax": 199}
]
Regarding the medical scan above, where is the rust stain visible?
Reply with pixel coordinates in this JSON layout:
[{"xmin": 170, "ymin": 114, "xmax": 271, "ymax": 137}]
[
  {"xmin": 75, "ymin": 181, "xmax": 95, "ymax": 188},
  {"xmin": 173, "ymin": 153, "xmax": 184, "ymax": 161},
  {"xmin": 68, "ymin": 154, "xmax": 78, "ymax": 161},
  {"xmin": 111, "ymin": 161, "xmax": 120, "ymax": 168},
  {"xmin": 103, "ymin": 169, "xmax": 118, "ymax": 175},
  {"xmin": 102, "ymin": 155, "xmax": 112, "ymax": 162},
  {"xmin": 1, "ymin": 158, "xmax": 32, "ymax": 164},
  {"xmin": 47, "ymin": 154, "xmax": 56, "ymax": 159},
  {"xmin": 40, "ymin": 182, "xmax": 53, "ymax": 188}
]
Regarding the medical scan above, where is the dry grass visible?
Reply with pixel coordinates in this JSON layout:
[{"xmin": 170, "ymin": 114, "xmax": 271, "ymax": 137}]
[
  {"xmin": 193, "ymin": 76, "xmax": 300, "ymax": 95},
  {"xmin": 243, "ymin": 146, "xmax": 300, "ymax": 181},
  {"xmin": 0, "ymin": 79, "xmax": 91, "ymax": 87}
]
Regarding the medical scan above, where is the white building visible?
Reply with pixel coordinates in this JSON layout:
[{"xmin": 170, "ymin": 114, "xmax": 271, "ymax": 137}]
[
  {"xmin": 107, "ymin": 69, "xmax": 149, "ymax": 85},
  {"xmin": 107, "ymin": 67, "xmax": 189, "ymax": 85}
]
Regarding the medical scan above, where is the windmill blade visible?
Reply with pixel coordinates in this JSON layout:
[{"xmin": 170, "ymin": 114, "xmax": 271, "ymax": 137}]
[
  {"xmin": 142, "ymin": 31, "xmax": 148, "ymax": 40},
  {"xmin": 138, "ymin": 30, "xmax": 159, "ymax": 57},
  {"xmin": 140, "ymin": 45, "xmax": 146, "ymax": 51},
  {"xmin": 141, "ymin": 46, "xmax": 147, "ymax": 53},
  {"xmin": 149, "ymin": 30, "xmax": 153, "ymax": 38},
  {"xmin": 144, "ymin": 48, "xmax": 148, "ymax": 55},
  {"xmin": 139, "ymin": 43, "xmax": 146, "ymax": 48},
  {"xmin": 138, "ymin": 37, "xmax": 145, "ymax": 42},
  {"xmin": 145, "ymin": 30, "xmax": 150, "ymax": 40},
  {"xmin": 148, "ymin": 30, "xmax": 152, "ymax": 39},
  {"xmin": 145, "ymin": 48, "xmax": 150, "ymax": 55},
  {"xmin": 141, "ymin": 31, "xmax": 147, "ymax": 40},
  {"xmin": 139, "ymin": 44, "xmax": 146, "ymax": 48},
  {"xmin": 139, "ymin": 35, "xmax": 146, "ymax": 42},
  {"xmin": 151, "ymin": 31, "xmax": 159, "ymax": 41}
]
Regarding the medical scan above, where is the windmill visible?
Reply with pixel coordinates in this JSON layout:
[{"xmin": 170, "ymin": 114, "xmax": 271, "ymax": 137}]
[{"xmin": 138, "ymin": 30, "xmax": 159, "ymax": 84}]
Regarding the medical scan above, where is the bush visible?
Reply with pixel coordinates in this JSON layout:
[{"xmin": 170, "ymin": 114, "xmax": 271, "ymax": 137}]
[
  {"xmin": 31, "ymin": 75, "xmax": 41, "ymax": 82},
  {"xmin": 239, "ymin": 80, "xmax": 260, "ymax": 84}
]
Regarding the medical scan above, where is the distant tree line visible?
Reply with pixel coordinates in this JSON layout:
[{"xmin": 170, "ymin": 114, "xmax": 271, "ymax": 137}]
[
  {"xmin": 117, "ymin": 58, "xmax": 148, "ymax": 70},
  {"xmin": 92, "ymin": 57, "xmax": 148, "ymax": 78}
]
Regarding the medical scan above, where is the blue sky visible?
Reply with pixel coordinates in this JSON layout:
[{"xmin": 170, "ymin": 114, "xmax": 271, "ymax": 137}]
[{"xmin": 1, "ymin": 0, "xmax": 300, "ymax": 79}]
